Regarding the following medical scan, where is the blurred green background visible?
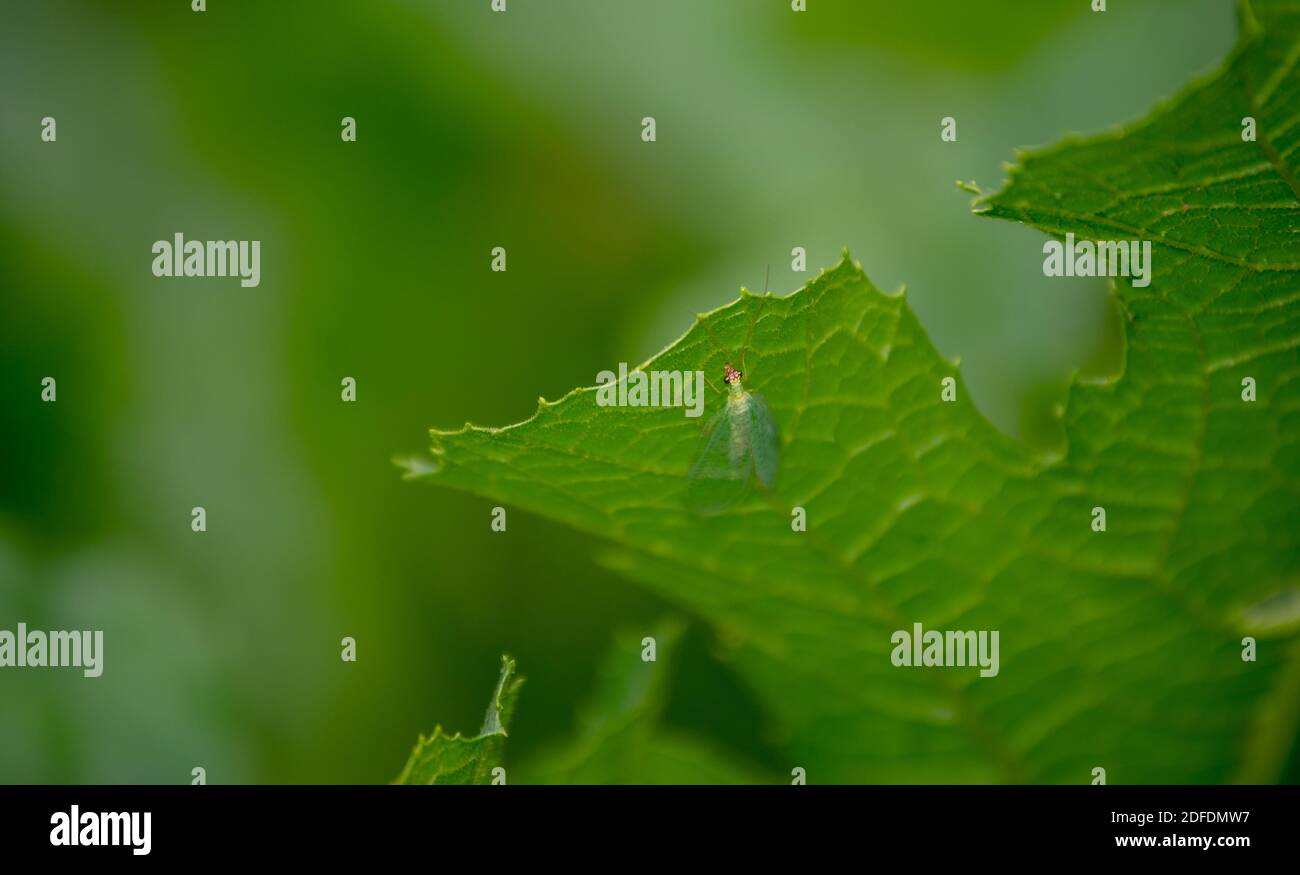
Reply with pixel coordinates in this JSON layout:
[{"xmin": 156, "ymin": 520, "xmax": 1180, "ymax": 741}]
[{"xmin": 0, "ymin": 0, "xmax": 1237, "ymax": 782}]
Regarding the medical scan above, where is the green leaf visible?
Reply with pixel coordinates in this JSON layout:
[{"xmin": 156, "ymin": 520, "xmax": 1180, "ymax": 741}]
[
  {"xmin": 393, "ymin": 655, "xmax": 523, "ymax": 785},
  {"xmin": 520, "ymin": 620, "xmax": 773, "ymax": 784},
  {"xmin": 403, "ymin": 0, "xmax": 1299, "ymax": 783}
]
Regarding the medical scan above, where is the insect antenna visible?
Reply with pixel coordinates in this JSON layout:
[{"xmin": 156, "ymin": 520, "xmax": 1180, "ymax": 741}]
[
  {"xmin": 739, "ymin": 291, "xmax": 769, "ymax": 376},
  {"xmin": 740, "ymin": 265, "xmax": 771, "ymax": 374},
  {"xmin": 700, "ymin": 269, "xmax": 770, "ymax": 381}
]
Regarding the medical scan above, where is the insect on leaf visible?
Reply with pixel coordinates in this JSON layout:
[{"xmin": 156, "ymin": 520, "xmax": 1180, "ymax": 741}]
[
  {"xmin": 686, "ymin": 377, "xmax": 782, "ymax": 516},
  {"xmin": 686, "ymin": 401, "xmax": 752, "ymax": 515}
]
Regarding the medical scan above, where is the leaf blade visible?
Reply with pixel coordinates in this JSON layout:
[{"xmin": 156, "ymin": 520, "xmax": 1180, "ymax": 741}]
[{"xmin": 393, "ymin": 655, "xmax": 524, "ymax": 785}]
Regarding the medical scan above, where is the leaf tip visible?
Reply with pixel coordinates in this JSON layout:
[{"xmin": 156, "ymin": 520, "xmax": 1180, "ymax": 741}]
[{"xmin": 394, "ymin": 452, "xmax": 440, "ymax": 479}]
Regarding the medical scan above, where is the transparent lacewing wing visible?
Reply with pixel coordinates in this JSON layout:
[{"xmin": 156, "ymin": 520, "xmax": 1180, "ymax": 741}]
[{"xmin": 686, "ymin": 363, "xmax": 779, "ymax": 515}]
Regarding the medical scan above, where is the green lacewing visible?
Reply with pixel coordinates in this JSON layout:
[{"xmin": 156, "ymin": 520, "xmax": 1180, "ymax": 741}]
[{"xmin": 686, "ymin": 286, "xmax": 779, "ymax": 515}]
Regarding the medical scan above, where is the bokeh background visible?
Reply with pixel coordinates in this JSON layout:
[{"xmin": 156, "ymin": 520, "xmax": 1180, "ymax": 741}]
[{"xmin": 0, "ymin": 0, "xmax": 1240, "ymax": 782}]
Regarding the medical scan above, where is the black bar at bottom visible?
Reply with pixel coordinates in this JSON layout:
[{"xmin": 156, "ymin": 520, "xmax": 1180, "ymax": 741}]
[{"xmin": 0, "ymin": 785, "xmax": 1286, "ymax": 861}]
